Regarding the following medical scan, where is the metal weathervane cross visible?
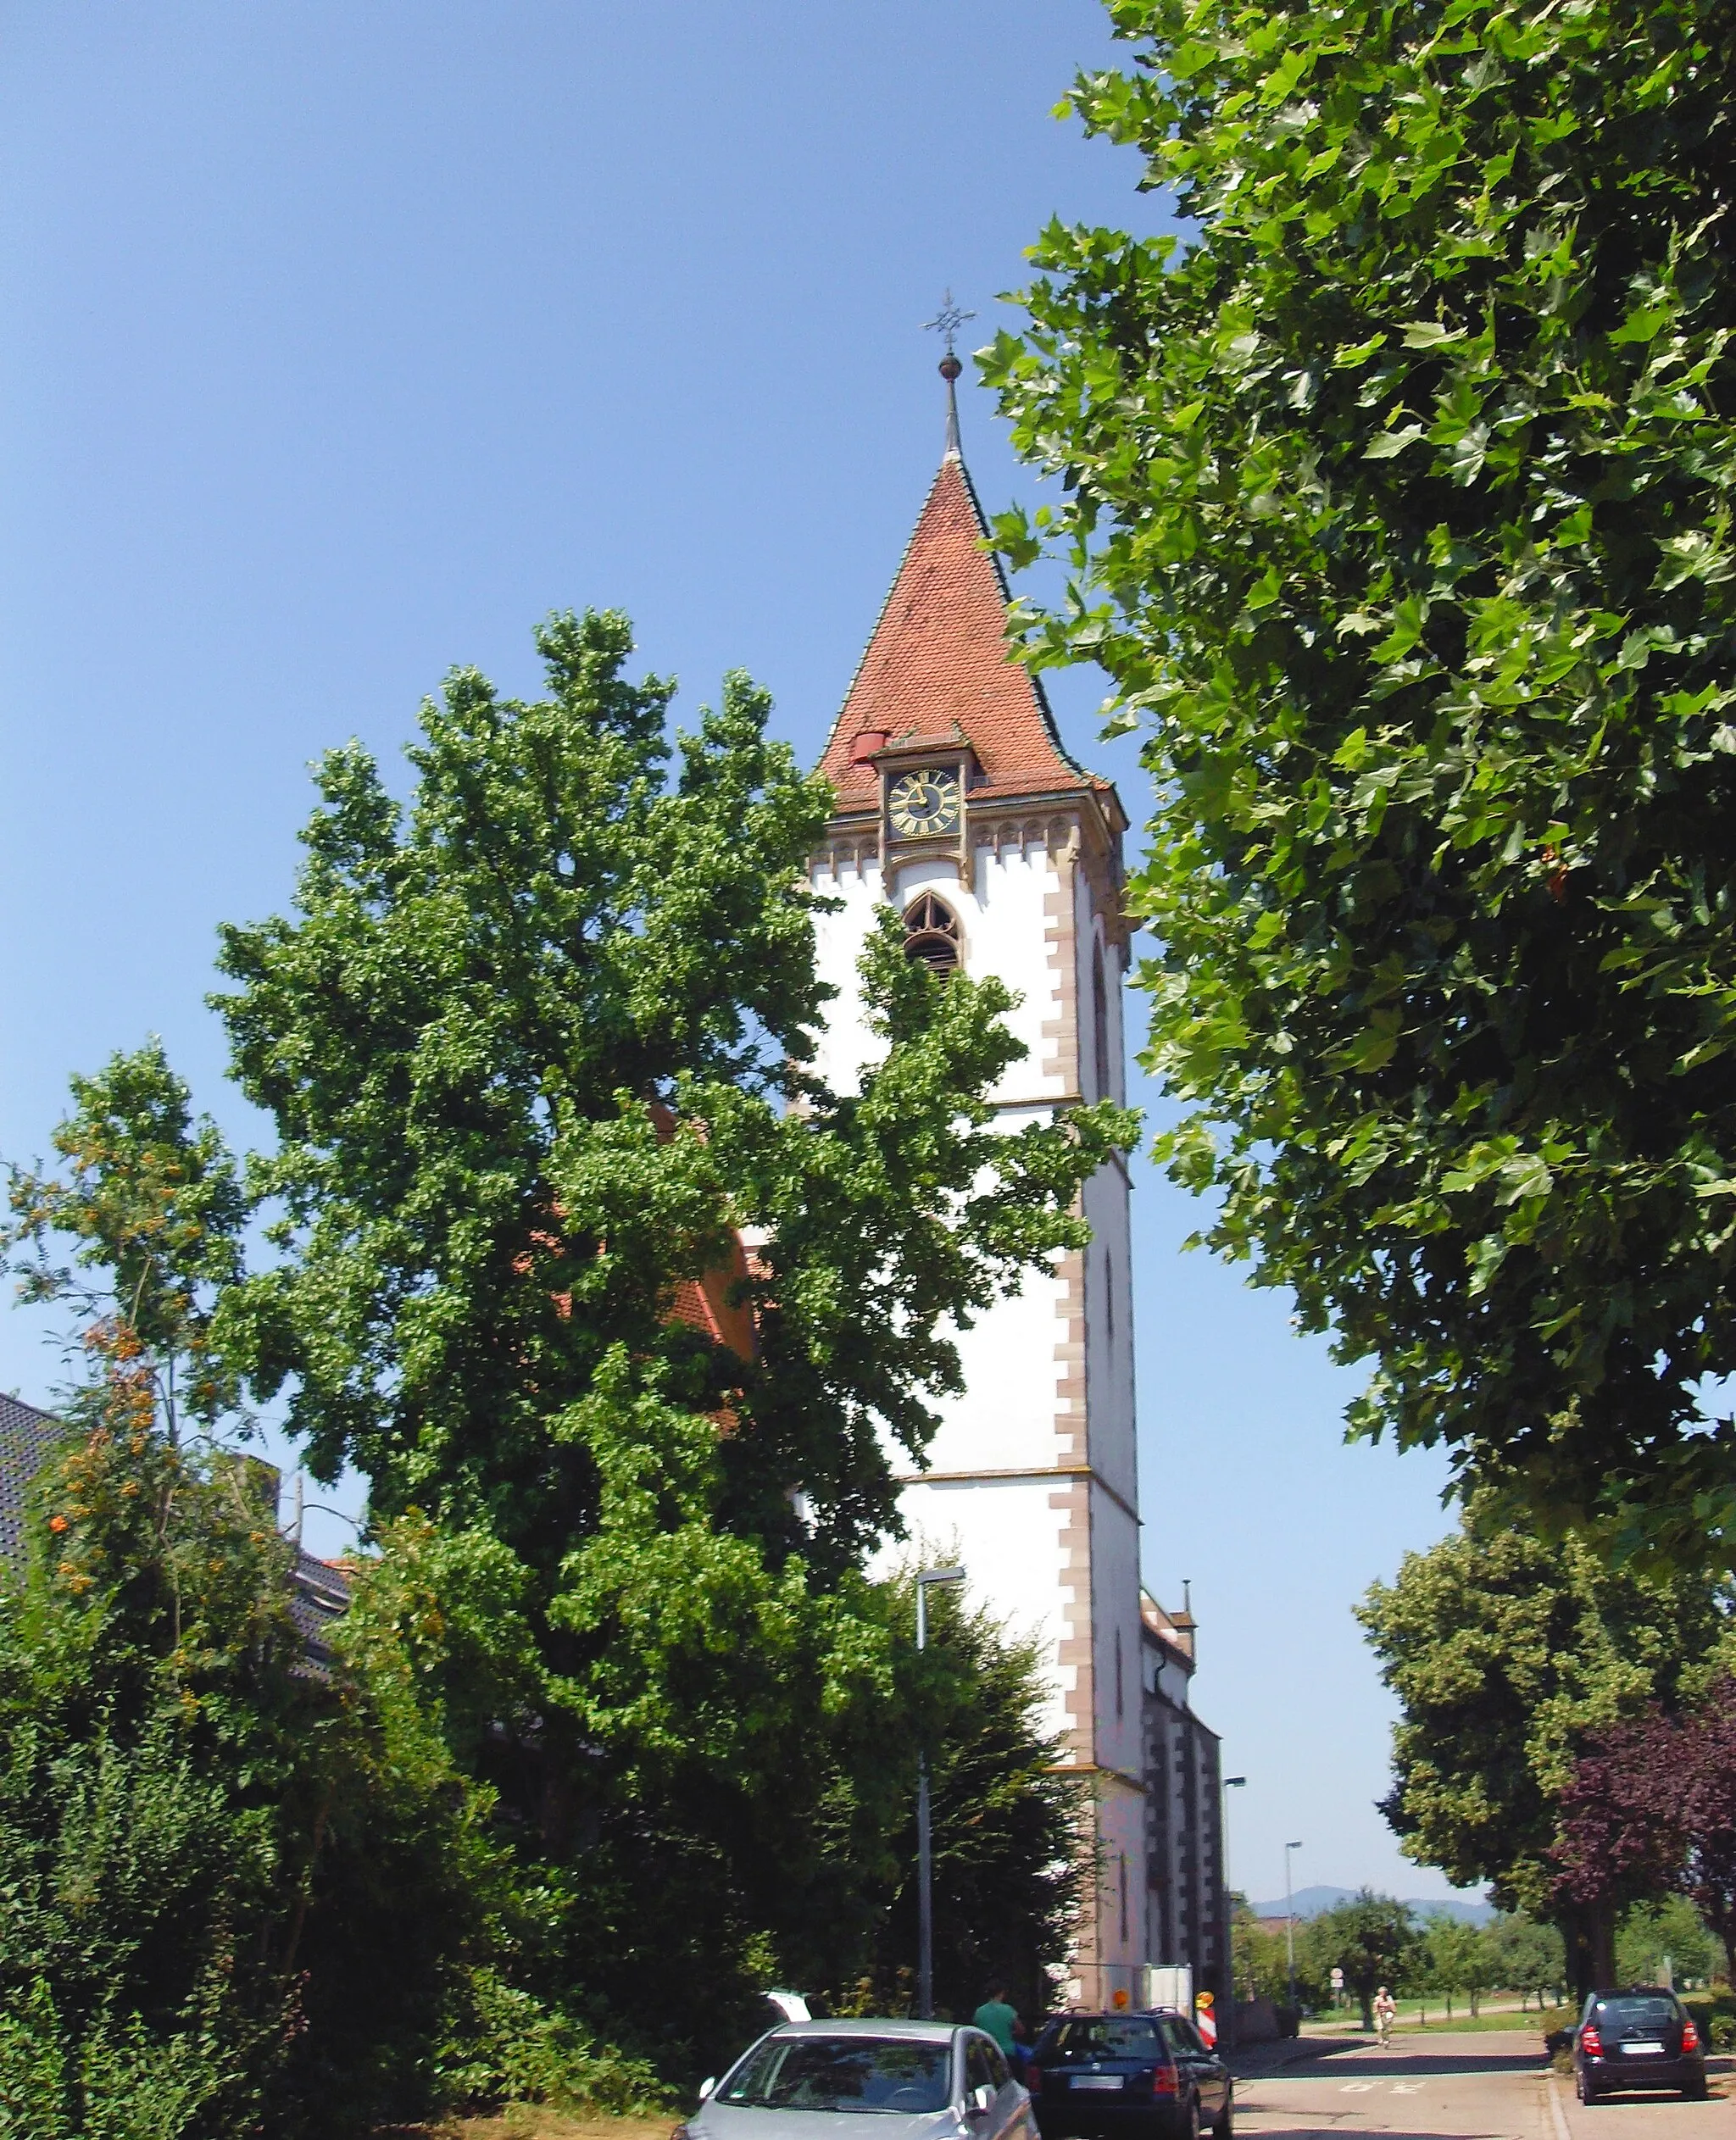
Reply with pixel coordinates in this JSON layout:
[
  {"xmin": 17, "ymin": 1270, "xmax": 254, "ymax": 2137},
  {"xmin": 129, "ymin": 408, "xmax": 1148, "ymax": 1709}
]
[{"xmin": 922, "ymin": 289, "xmax": 976, "ymax": 356}]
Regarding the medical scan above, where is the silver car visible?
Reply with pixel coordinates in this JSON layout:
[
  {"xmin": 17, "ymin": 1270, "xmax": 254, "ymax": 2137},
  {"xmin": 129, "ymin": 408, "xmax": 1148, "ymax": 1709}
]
[{"xmin": 679, "ymin": 2019, "xmax": 1037, "ymax": 2140}]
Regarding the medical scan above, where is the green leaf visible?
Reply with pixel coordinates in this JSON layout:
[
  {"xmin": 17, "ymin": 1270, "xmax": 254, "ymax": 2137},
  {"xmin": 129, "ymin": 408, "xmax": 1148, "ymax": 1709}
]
[
  {"xmin": 1608, "ymin": 303, "xmax": 1673, "ymax": 345},
  {"xmin": 1333, "ymin": 333, "xmax": 1388, "ymax": 367},
  {"xmin": 1365, "ymin": 425, "xmax": 1427, "ymax": 459}
]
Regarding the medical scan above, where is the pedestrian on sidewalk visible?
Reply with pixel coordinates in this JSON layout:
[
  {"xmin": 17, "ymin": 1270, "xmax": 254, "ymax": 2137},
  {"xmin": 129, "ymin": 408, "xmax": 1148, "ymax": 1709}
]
[{"xmin": 1373, "ymin": 1986, "xmax": 1396, "ymax": 2048}]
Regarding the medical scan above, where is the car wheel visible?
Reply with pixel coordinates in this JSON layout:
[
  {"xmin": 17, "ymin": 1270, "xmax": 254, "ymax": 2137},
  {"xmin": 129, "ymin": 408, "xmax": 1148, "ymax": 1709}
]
[
  {"xmin": 1683, "ymin": 2079, "xmax": 1708, "ymax": 2102},
  {"xmin": 1214, "ymin": 2089, "xmax": 1233, "ymax": 2140},
  {"xmin": 1575, "ymin": 2074, "xmax": 1596, "ymax": 2107}
]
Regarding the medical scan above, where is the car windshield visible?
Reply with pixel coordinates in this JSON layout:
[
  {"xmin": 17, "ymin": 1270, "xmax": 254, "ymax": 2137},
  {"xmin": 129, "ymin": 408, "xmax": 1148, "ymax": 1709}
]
[
  {"xmin": 1595, "ymin": 1998, "xmax": 1678, "ymax": 2026},
  {"xmin": 1043, "ymin": 2020, "xmax": 1163, "ymax": 2063},
  {"xmin": 720, "ymin": 2037, "xmax": 952, "ymax": 2114}
]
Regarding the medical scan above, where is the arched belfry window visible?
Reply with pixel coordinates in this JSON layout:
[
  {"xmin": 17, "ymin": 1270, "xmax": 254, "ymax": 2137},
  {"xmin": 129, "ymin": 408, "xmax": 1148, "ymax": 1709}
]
[{"xmin": 903, "ymin": 892, "xmax": 962, "ymax": 976}]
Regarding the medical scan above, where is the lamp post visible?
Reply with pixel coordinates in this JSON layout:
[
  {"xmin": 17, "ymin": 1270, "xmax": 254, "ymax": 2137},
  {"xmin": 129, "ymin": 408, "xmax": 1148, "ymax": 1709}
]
[
  {"xmin": 1221, "ymin": 1778, "xmax": 1246, "ymax": 2009},
  {"xmin": 1284, "ymin": 1841, "xmax": 1304, "ymax": 2009},
  {"xmin": 916, "ymin": 1565, "xmax": 966, "ymax": 2020}
]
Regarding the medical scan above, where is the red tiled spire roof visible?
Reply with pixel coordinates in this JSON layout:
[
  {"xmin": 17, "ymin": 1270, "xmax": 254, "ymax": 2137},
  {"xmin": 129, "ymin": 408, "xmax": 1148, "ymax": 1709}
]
[{"xmin": 816, "ymin": 449, "xmax": 1093, "ymax": 812}]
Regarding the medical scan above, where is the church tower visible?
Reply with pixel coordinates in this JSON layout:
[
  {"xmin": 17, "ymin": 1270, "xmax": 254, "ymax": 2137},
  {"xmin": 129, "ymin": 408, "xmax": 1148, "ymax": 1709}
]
[{"xmin": 810, "ymin": 363, "xmax": 1147, "ymax": 2006}]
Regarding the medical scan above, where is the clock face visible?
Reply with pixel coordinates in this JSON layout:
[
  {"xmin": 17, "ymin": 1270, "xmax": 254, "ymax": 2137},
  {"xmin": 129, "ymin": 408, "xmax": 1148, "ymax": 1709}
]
[{"xmin": 887, "ymin": 767, "xmax": 962, "ymax": 838}]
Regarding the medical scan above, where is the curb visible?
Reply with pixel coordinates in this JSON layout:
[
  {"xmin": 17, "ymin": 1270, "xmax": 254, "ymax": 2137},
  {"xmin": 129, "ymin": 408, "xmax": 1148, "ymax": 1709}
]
[{"xmin": 1547, "ymin": 2075, "xmax": 1574, "ymax": 2140}]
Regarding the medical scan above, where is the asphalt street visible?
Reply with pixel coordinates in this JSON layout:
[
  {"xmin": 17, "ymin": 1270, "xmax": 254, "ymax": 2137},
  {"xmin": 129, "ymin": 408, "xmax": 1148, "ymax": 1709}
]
[{"xmin": 1229, "ymin": 2030, "xmax": 1729, "ymax": 2140}]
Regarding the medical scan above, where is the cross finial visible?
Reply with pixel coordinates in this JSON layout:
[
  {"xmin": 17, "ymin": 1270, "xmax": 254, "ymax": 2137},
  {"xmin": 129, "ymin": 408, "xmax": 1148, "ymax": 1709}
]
[
  {"xmin": 922, "ymin": 288, "xmax": 976, "ymax": 358},
  {"xmin": 922, "ymin": 289, "xmax": 976, "ymax": 459}
]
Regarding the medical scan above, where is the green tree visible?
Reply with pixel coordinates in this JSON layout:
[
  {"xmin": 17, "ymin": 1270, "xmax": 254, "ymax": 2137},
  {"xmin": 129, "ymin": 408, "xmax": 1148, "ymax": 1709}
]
[
  {"xmin": 1231, "ymin": 1905, "xmax": 1293, "ymax": 2005},
  {"xmin": 986, "ymin": 0, "xmax": 1736, "ymax": 1560},
  {"xmin": 1422, "ymin": 1916, "xmax": 1489, "ymax": 2017},
  {"xmin": 1, "ymin": 1052, "xmax": 513, "ymax": 2137},
  {"xmin": 0, "ymin": 1420, "xmax": 522, "ymax": 2139},
  {"xmin": 209, "ymin": 609, "xmax": 1132, "ymax": 2069},
  {"xmin": 1616, "ymin": 1896, "xmax": 1717, "ymax": 1988},
  {"xmin": 1357, "ymin": 1508, "xmax": 1732, "ymax": 1996},
  {"xmin": 0, "ymin": 1431, "xmax": 293, "ymax": 2136},
  {"xmin": 1302, "ymin": 1892, "xmax": 1421, "ymax": 2030},
  {"xmin": 854, "ymin": 1575, "xmax": 1087, "ymax": 2021},
  {"xmin": 1484, "ymin": 1913, "xmax": 1566, "ymax": 2008},
  {"xmin": 4, "ymin": 1040, "xmax": 247, "ymax": 1442}
]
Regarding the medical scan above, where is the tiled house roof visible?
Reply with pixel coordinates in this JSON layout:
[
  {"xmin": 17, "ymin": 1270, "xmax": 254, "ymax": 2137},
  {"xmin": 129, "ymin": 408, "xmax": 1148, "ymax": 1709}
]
[
  {"xmin": 815, "ymin": 452, "xmax": 1096, "ymax": 813},
  {"xmin": 0, "ymin": 1392, "xmax": 350, "ymax": 1666},
  {"xmin": 289, "ymin": 1546, "xmax": 352, "ymax": 1675},
  {"xmin": 0, "ymin": 1391, "xmax": 70, "ymax": 1570}
]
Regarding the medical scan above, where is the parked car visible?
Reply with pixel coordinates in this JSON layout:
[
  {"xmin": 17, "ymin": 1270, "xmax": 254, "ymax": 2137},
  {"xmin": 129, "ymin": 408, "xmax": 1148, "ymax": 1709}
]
[
  {"xmin": 676, "ymin": 2020, "xmax": 1036, "ymax": 2140},
  {"xmin": 1573, "ymin": 1988, "xmax": 1706, "ymax": 2103},
  {"xmin": 1027, "ymin": 2011, "xmax": 1232, "ymax": 2140}
]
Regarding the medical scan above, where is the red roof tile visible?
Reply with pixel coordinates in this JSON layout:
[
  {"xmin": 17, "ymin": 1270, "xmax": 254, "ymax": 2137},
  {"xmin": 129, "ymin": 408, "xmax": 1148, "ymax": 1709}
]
[{"xmin": 817, "ymin": 453, "xmax": 1092, "ymax": 811}]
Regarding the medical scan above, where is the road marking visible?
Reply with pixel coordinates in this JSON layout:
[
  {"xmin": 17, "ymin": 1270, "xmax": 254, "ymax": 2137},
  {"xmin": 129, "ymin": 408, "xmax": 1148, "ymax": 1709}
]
[
  {"xmin": 1244, "ymin": 2071, "xmax": 1546, "ymax": 2086},
  {"xmin": 1339, "ymin": 2082, "xmax": 1377, "ymax": 2092},
  {"xmin": 1390, "ymin": 2083, "xmax": 1422, "ymax": 2093}
]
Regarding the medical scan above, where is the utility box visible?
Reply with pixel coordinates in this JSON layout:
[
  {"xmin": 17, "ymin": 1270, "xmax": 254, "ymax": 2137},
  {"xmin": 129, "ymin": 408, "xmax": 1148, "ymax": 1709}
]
[{"xmin": 1143, "ymin": 1965, "xmax": 1193, "ymax": 2013}]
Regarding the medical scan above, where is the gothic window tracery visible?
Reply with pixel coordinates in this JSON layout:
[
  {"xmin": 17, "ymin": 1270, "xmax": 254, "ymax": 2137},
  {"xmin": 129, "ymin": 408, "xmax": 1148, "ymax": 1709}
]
[{"xmin": 903, "ymin": 891, "xmax": 962, "ymax": 975}]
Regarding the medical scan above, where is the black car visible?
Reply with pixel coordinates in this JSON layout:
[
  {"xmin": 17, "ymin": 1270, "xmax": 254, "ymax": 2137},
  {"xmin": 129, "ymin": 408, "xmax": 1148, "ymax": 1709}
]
[
  {"xmin": 1028, "ymin": 2011, "xmax": 1232, "ymax": 2140},
  {"xmin": 1573, "ymin": 1987, "xmax": 1707, "ymax": 2103}
]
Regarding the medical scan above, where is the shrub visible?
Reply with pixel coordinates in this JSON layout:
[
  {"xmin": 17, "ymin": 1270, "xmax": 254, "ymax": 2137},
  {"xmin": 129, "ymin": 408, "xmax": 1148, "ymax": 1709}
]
[
  {"xmin": 0, "ymin": 1420, "xmax": 499, "ymax": 2138},
  {"xmin": 435, "ymin": 1970, "xmax": 670, "ymax": 2117}
]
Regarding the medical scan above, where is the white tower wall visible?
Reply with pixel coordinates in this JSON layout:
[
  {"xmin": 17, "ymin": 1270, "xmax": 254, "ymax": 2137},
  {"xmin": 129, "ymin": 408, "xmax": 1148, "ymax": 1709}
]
[{"xmin": 811, "ymin": 811, "xmax": 1147, "ymax": 2005}]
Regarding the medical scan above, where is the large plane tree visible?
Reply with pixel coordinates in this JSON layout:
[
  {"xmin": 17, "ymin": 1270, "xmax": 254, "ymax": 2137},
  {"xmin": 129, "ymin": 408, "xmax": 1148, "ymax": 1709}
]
[
  {"xmin": 210, "ymin": 607, "xmax": 1131, "ymax": 2065},
  {"xmin": 988, "ymin": 0, "xmax": 1736, "ymax": 1561}
]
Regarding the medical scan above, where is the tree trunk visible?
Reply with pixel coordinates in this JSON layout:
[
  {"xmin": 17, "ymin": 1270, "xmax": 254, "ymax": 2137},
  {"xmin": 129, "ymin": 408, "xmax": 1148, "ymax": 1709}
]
[
  {"xmin": 1359, "ymin": 1988, "xmax": 1375, "ymax": 2031},
  {"xmin": 1560, "ymin": 1902, "xmax": 1616, "ymax": 2005}
]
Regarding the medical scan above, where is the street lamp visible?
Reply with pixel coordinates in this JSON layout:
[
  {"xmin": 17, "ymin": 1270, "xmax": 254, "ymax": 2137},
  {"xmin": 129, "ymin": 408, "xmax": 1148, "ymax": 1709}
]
[
  {"xmin": 1221, "ymin": 1777, "xmax": 1246, "ymax": 2048},
  {"xmin": 916, "ymin": 1565, "xmax": 966, "ymax": 2020},
  {"xmin": 1284, "ymin": 1841, "xmax": 1304, "ymax": 2009}
]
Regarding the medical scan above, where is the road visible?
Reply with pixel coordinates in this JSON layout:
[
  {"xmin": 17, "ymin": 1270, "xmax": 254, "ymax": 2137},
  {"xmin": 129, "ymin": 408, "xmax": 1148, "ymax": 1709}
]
[{"xmin": 1230, "ymin": 2030, "xmax": 1729, "ymax": 2140}]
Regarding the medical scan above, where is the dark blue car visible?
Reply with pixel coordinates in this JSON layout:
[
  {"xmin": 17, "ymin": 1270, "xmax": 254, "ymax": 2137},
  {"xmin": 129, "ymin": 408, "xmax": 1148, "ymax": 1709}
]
[
  {"xmin": 1028, "ymin": 2012, "xmax": 1232, "ymax": 2140},
  {"xmin": 1574, "ymin": 1988, "xmax": 1706, "ymax": 2103}
]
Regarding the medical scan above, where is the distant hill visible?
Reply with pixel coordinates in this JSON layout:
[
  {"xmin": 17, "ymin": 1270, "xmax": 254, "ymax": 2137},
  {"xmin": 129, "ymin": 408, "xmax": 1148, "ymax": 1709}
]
[{"xmin": 1246, "ymin": 1883, "xmax": 1494, "ymax": 1926}]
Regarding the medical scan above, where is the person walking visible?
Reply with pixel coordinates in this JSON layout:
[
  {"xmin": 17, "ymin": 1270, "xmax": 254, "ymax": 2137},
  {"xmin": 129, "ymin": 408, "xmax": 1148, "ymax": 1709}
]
[{"xmin": 1373, "ymin": 1986, "xmax": 1397, "ymax": 2048}]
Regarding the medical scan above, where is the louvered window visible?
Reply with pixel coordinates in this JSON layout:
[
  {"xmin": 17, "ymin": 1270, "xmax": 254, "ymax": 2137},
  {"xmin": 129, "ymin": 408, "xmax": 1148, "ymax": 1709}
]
[{"xmin": 903, "ymin": 892, "xmax": 961, "ymax": 975}]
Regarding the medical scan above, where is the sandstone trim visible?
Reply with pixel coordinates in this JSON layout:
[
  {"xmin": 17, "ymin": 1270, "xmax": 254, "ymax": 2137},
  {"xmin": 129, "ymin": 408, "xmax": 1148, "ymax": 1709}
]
[
  {"xmin": 1049, "ymin": 1470, "xmax": 1093, "ymax": 1770},
  {"xmin": 1043, "ymin": 825, "xmax": 1082, "ymax": 1094}
]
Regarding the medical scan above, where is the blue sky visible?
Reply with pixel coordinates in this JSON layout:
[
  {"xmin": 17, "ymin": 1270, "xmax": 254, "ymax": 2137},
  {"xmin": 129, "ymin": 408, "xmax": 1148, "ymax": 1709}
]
[{"xmin": 1, "ymin": 2, "xmax": 1476, "ymax": 1904}]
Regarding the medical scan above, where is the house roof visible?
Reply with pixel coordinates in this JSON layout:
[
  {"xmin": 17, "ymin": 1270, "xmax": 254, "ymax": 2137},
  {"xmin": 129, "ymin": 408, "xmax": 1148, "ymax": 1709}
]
[
  {"xmin": 815, "ymin": 446, "xmax": 1103, "ymax": 815},
  {"xmin": 1141, "ymin": 1587, "xmax": 1198, "ymax": 1671},
  {"xmin": 0, "ymin": 1391, "xmax": 70, "ymax": 1570},
  {"xmin": 289, "ymin": 1546, "xmax": 352, "ymax": 1675},
  {"xmin": 0, "ymin": 1392, "xmax": 351, "ymax": 1666}
]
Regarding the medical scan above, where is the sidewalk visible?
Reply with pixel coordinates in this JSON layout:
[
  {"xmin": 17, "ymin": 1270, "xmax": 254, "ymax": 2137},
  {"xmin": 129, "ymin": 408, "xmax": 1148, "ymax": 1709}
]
[{"xmin": 1227, "ymin": 2034, "xmax": 1338, "ymax": 2081}]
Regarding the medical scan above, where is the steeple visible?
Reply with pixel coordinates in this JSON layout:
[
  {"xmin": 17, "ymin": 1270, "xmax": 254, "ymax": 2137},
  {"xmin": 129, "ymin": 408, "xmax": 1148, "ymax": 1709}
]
[
  {"xmin": 923, "ymin": 288, "xmax": 974, "ymax": 464},
  {"xmin": 815, "ymin": 364, "xmax": 1095, "ymax": 818},
  {"xmin": 942, "ymin": 353, "xmax": 963, "ymax": 461}
]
